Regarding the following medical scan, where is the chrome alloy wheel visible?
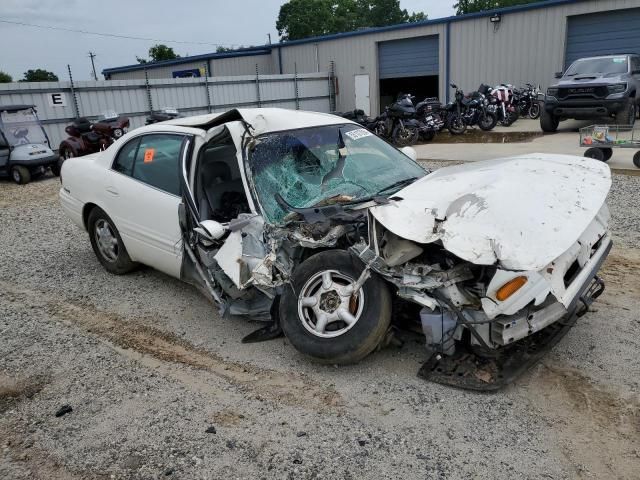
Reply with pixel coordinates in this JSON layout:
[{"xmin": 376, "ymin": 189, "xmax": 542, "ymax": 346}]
[
  {"xmin": 95, "ymin": 219, "xmax": 119, "ymax": 262},
  {"xmin": 297, "ymin": 270, "xmax": 365, "ymax": 338}
]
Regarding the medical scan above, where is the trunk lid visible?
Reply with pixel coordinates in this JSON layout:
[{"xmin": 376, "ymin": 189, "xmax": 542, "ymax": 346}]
[{"xmin": 368, "ymin": 154, "xmax": 611, "ymax": 271}]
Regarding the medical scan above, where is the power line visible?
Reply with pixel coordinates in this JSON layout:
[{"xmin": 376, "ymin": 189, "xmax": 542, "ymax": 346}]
[{"xmin": 0, "ymin": 18, "xmax": 241, "ymax": 48}]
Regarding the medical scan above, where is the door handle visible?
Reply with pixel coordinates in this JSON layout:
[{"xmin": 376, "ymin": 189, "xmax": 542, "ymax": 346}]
[{"xmin": 105, "ymin": 187, "xmax": 119, "ymax": 196}]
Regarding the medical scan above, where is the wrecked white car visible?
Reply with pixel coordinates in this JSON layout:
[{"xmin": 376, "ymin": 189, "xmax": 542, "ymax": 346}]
[{"xmin": 59, "ymin": 108, "xmax": 611, "ymax": 389}]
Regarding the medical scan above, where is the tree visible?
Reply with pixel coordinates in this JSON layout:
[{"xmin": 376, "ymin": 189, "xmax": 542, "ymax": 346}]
[
  {"xmin": 136, "ymin": 44, "xmax": 180, "ymax": 64},
  {"xmin": 0, "ymin": 71, "xmax": 12, "ymax": 83},
  {"xmin": 20, "ymin": 69, "xmax": 58, "ymax": 82},
  {"xmin": 454, "ymin": 0, "xmax": 541, "ymax": 15},
  {"xmin": 276, "ymin": 0, "xmax": 427, "ymax": 41}
]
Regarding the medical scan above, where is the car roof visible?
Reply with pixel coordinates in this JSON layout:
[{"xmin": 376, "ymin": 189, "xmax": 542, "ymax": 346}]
[{"xmin": 164, "ymin": 108, "xmax": 355, "ymax": 136}]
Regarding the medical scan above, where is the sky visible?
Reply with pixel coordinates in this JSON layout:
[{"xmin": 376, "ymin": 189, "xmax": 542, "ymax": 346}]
[{"xmin": 0, "ymin": 0, "xmax": 455, "ymax": 81}]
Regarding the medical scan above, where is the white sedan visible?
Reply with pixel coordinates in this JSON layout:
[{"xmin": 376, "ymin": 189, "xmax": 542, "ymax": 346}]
[{"xmin": 60, "ymin": 108, "xmax": 612, "ymax": 389}]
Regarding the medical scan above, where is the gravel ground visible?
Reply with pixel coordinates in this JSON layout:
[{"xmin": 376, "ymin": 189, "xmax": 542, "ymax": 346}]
[{"xmin": 1, "ymin": 168, "xmax": 639, "ymax": 480}]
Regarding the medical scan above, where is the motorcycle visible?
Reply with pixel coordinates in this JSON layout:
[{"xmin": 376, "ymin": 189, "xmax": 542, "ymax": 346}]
[
  {"xmin": 414, "ymin": 96, "xmax": 445, "ymax": 141},
  {"xmin": 445, "ymin": 84, "xmax": 497, "ymax": 135},
  {"xmin": 366, "ymin": 95, "xmax": 422, "ymax": 146},
  {"xmin": 59, "ymin": 111, "xmax": 130, "ymax": 159},
  {"xmin": 514, "ymin": 83, "xmax": 541, "ymax": 119},
  {"xmin": 146, "ymin": 107, "xmax": 182, "ymax": 125},
  {"xmin": 482, "ymin": 84, "xmax": 518, "ymax": 127}
]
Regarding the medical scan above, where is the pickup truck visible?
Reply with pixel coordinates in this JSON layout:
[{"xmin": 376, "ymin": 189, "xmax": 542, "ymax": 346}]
[{"xmin": 541, "ymin": 54, "xmax": 640, "ymax": 132}]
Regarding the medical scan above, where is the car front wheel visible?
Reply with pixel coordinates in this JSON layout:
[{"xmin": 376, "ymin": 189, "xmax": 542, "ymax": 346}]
[
  {"xmin": 615, "ymin": 98, "xmax": 636, "ymax": 126},
  {"xmin": 11, "ymin": 165, "xmax": 31, "ymax": 185},
  {"xmin": 280, "ymin": 250, "xmax": 392, "ymax": 364},
  {"xmin": 87, "ymin": 207, "xmax": 137, "ymax": 275}
]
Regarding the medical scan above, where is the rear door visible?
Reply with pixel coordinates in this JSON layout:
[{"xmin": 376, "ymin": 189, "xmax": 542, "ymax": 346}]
[{"xmin": 104, "ymin": 132, "xmax": 190, "ymax": 277}]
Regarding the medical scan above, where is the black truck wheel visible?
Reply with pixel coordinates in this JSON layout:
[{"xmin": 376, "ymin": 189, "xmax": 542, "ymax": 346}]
[
  {"xmin": 615, "ymin": 99, "xmax": 636, "ymax": 126},
  {"xmin": 280, "ymin": 250, "xmax": 392, "ymax": 365},
  {"xmin": 540, "ymin": 108, "xmax": 559, "ymax": 132},
  {"xmin": 633, "ymin": 151, "xmax": 640, "ymax": 168}
]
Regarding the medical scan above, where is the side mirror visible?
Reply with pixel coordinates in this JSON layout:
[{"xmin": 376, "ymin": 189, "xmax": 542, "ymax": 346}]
[
  {"xmin": 554, "ymin": 71, "xmax": 563, "ymax": 79},
  {"xmin": 195, "ymin": 220, "xmax": 226, "ymax": 241},
  {"xmin": 400, "ymin": 146, "xmax": 417, "ymax": 161}
]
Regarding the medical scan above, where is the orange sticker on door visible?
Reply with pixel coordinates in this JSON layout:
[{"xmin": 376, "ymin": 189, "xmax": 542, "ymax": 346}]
[{"xmin": 143, "ymin": 148, "xmax": 155, "ymax": 163}]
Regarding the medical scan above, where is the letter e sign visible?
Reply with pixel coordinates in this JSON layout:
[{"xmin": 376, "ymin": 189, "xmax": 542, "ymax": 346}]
[{"xmin": 48, "ymin": 92, "xmax": 67, "ymax": 107}]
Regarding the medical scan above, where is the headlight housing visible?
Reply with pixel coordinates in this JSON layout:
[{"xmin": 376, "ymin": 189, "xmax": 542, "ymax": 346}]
[
  {"xmin": 113, "ymin": 128, "xmax": 123, "ymax": 138},
  {"xmin": 546, "ymin": 87, "xmax": 559, "ymax": 97},
  {"xmin": 607, "ymin": 83, "xmax": 627, "ymax": 95}
]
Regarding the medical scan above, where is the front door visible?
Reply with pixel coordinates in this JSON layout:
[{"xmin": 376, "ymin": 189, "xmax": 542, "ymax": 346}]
[
  {"xmin": 103, "ymin": 132, "xmax": 189, "ymax": 278},
  {"xmin": 355, "ymin": 74, "xmax": 370, "ymax": 116}
]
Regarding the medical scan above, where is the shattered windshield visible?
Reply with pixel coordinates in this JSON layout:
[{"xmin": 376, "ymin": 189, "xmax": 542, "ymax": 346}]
[
  {"xmin": 0, "ymin": 109, "xmax": 48, "ymax": 146},
  {"xmin": 248, "ymin": 124, "xmax": 425, "ymax": 224},
  {"xmin": 565, "ymin": 57, "xmax": 628, "ymax": 76}
]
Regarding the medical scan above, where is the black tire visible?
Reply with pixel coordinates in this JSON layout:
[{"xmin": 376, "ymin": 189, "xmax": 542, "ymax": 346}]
[
  {"xmin": 420, "ymin": 129, "xmax": 436, "ymax": 142},
  {"xmin": 601, "ymin": 148, "xmax": 613, "ymax": 162},
  {"xmin": 50, "ymin": 159, "xmax": 62, "ymax": 176},
  {"xmin": 479, "ymin": 112, "xmax": 498, "ymax": 131},
  {"xmin": 11, "ymin": 165, "xmax": 31, "ymax": 185},
  {"xmin": 529, "ymin": 102, "xmax": 541, "ymax": 120},
  {"xmin": 280, "ymin": 250, "xmax": 392, "ymax": 365},
  {"xmin": 447, "ymin": 113, "xmax": 466, "ymax": 135},
  {"xmin": 501, "ymin": 110, "xmax": 518, "ymax": 127},
  {"xmin": 584, "ymin": 147, "xmax": 604, "ymax": 161},
  {"xmin": 392, "ymin": 125, "xmax": 418, "ymax": 146},
  {"xmin": 615, "ymin": 98, "xmax": 636, "ymax": 126},
  {"xmin": 633, "ymin": 151, "xmax": 640, "ymax": 169},
  {"xmin": 540, "ymin": 107, "xmax": 559, "ymax": 132},
  {"xmin": 87, "ymin": 207, "xmax": 137, "ymax": 275}
]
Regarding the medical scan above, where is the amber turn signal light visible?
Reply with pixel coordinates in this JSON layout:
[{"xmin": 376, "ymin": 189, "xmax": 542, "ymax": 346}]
[{"xmin": 495, "ymin": 276, "xmax": 528, "ymax": 301}]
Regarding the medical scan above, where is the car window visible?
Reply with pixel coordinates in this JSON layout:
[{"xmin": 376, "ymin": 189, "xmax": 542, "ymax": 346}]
[
  {"xmin": 113, "ymin": 137, "xmax": 140, "ymax": 176},
  {"xmin": 112, "ymin": 134, "xmax": 185, "ymax": 196},
  {"xmin": 133, "ymin": 134, "xmax": 185, "ymax": 196},
  {"xmin": 632, "ymin": 56, "xmax": 640, "ymax": 73}
]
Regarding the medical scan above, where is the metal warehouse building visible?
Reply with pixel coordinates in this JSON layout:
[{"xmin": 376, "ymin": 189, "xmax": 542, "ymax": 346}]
[{"xmin": 103, "ymin": 0, "xmax": 640, "ymax": 116}]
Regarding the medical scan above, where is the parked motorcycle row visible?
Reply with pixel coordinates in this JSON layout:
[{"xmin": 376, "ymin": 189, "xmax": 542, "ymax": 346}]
[{"xmin": 338, "ymin": 82, "xmax": 541, "ymax": 146}]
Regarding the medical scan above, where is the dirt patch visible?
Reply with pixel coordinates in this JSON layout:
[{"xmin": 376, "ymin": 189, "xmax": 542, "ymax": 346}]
[
  {"xmin": 210, "ymin": 409, "xmax": 247, "ymax": 426},
  {"xmin": 1, "ymin": 282, "xmax": 342, "ymax": 412},
  {"xmin": 600, "ymin": 248, "xmax": 640, "ymax": 298},
  {"xmin": 0, "ymin": 374, "xmax": 48, "ymax": 414},
  {"xmin": 526, "ymin": 364, "xmax": 640, "ymax": 479}
]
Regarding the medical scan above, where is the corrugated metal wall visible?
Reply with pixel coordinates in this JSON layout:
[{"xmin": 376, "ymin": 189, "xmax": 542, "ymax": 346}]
[
  {"xmin": 279, "ymin": 23, "xmax": 447, "ymax": 115},
  {"xmin": 0, "ymin": 73, "xmax": 332, "ymax": 147},
  {"xmin": 449, "ymin": 0, "xmax": 640, "ymax": 95},
  {"xmin": 103, "ymin": 0, "xmax": 640, "ymax": 114}
]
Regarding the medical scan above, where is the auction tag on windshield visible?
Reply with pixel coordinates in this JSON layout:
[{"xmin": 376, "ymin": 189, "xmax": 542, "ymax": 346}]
[
  {"xmin": 344, "ymin": 128, "xmax": 373, "ymax": 140},
  {"xmin": 143, "ymin": 148, "xmax": 155, "ymax": 163}
]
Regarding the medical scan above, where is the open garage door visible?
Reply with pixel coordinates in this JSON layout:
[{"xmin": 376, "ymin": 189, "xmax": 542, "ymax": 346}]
[
  {"xmin": 565, "ymin": 8, "xmax": 640, "ymax": 69},
  {"xmin": 378, "ymin": 35, "xmax": 439, "ymax": 111}
]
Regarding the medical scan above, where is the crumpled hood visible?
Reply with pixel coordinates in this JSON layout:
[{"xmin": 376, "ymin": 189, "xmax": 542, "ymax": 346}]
[{"xmin": 369, "ymin": 154, "xmax": 611, "ymax": 271}]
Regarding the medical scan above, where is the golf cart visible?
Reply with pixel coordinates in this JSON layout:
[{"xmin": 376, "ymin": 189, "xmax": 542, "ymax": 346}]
[{"xmin": 0, "ymin": 105, "xmax": 60, "ymax": 184}]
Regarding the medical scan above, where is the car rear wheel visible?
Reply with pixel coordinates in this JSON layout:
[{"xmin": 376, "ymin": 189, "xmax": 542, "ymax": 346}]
[
  {"xmin": 633, "ymin": 151, "xmax": 640, "ymax": 169},
  {"xmin": 87, "ymin": 207, "xmax": 137, "ymax": 275},
  {"xmin": 280, "ymin": 250, "xmax": 391, "ymax": 364},
  {"xmin": 540, "ymin": 108, "xmax": 559, "ymax": 132},
  {"xmin": 11, "ymin": 166, "xmax": 31, "ymax": 185}
]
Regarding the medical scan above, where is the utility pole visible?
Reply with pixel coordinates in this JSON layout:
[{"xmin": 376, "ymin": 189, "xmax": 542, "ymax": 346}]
[
  {"xmin": 88, "ymin": 52, "xmax": 98, "ymax": 80},
  {"xmin": 267, "ymin": 33, "xmax": 271, "ymax": 45}
]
